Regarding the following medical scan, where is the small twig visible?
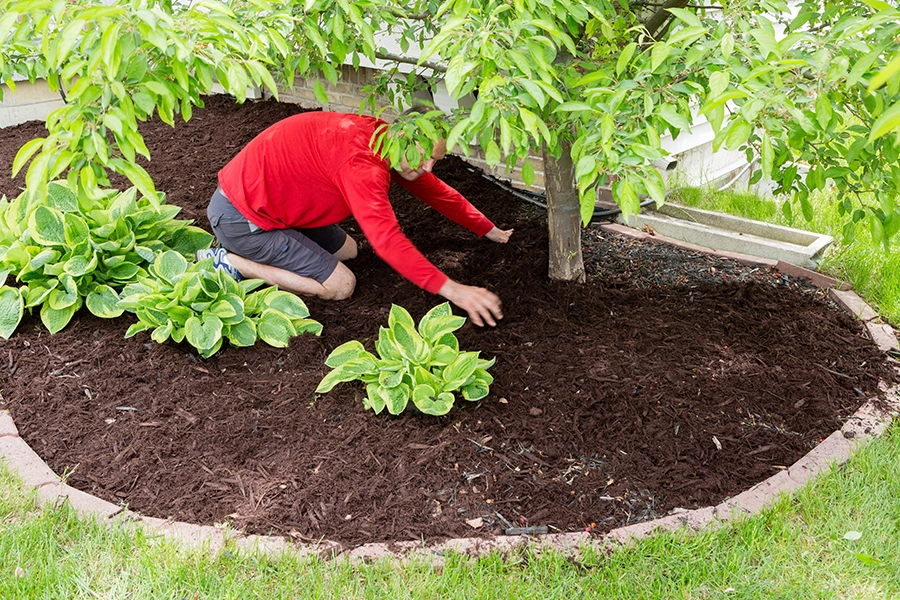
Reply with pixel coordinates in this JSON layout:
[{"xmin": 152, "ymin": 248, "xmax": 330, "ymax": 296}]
[
  {"xmin": 466, "ymin": 437, "xmax": 494, "ymax": 452},
  {"xmin": 817, "ymin": 364, "xmax": 854, "ymax": 380}
]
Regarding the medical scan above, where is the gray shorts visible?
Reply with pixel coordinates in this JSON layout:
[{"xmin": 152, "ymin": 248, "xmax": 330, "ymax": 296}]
[{"xmin": 207, "ymin": 188, "xmax": 346, "ymax": 284}]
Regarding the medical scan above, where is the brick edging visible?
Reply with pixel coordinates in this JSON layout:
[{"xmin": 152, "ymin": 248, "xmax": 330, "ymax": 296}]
[{"xmin": 1, "ymin": 259, "xmax": 898, "ymax": 564}]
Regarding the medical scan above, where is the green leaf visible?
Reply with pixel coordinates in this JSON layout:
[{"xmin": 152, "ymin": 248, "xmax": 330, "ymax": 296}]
[
  {"xmin": 24, "ymin": 283, "xmax": 56, "ymax": 309},
  {"xmin": 382, "ymin": 383, "xmax": 410, "ymax": 415},
  {"xmin": 853, "ymin": 553, "xmax": 883, "ymax": 567},
  {"xmin": 461, "ymin": 378, "xmax": 490, "ymax": 401},
  {"xmin": 724, "ymin": 119, "xmax": 753, "ymax": 151},
  {"xmin": 316, "ymin": 366, "xmax": 359, "ymax": 394},
  {"xmin": 86, "ymin": 285, "xmax": 123, "ymax": 318},
  {"xmin": 210, "ymin": 299, "xmax": 239, "ymax": 322},
  {"xmin": 63, "ymin": 213, "xmax": 90, "ymax": 246},
  {"xmin": 420, "ymin": 314, "xmax": 466, "ymax": 342},
  {"xmin": 12, "ymin": 138, "xmax": 45, "ymax": 178},
  {"xmin": 429, "ymin": 343, "xmax": 459, "ymax": 366},
  {"xmin": 28, "ymin": 205, "xmax": 67, "ymax": 246},
  {"xmin": 379, "ymin": 368, "xmax": 404, "ymax": 389},
  {"xmin": 667, "ymin": 7, "xmax": 703, "ymax": 28},
  {"xmin": 869, "ymin": 101, "xmax": 900, "ymax": 143},
  {"xmin": 868, "ymin": 52, "xmax": 900, "ymax": 93},
  {"xmin": 364, "ymin": 383, "xmax": 387, "ymax": 414},
  {"xmin": 750, "ymin": 25, "xmax": 780, "ymax": 59},
  {"xmin": 325, "ymin": 339, "xmax": 367, "ymax": 367},
  {"xmin": 554, "ymin": 102, "xmax": 593, "ymax": 113},
  {"xmin": 257, "ymin": 309, "xmax": 296, "ymax": 348},
  {"xmin": 106, "ymin": 262, "xmax": 141, "ymax": 281},
  {"xmin": 313, "ymin": 80, "xmax": 329, "ymax": 104},
  {"xmin": 48, "ymin": 283, "xmax": 78, "ymax": 310},
  {"xmin": 151, "ymin": 320, "xmax": 174, "ymax": 343},
  {"xmin": 413, "ymin": 384, "xmax": 452, "ymax": 415},
  {"xmin": 388, "ymin": 304, "xmax": 415, "ymax": 330},
  {"xmin": 616, "ymin": 42, "xmax": 637, "ymax": 76},
  {"xmin": 185, "ymin": 314, "xmax": 224, "ymax": 352},
  {"xmin": 264, "ymin": 290, "xmax": 310, "ymax": 318},
  {"xmin": 40, "ymin": 299, "xmax": 80, "ymax": 334},
  {"xmin": 125, "ymin": 321, "xmax": 152, "ymax": 338},
  {"xmin": 642, "ymin": 171, "xmax": 666, "ymax": 206},
  {"xmin": 650, "ymin": 43, "xmax": 671, "ymax": 72},
  {"xmin": 393, "ymin": 322, "xmax": 431, "ymax": 364},
  {"xmin": 522, "ymin": 160, "xmax": 535, "ymax": 187},
  {"xmin": 658, "ymin": 104, "xmax": 692, "ymax": 131},
  {"xmin": 442, "ymin": 351, "xmax": 479, "ymax": 390},
  {"xmin": 226, "ymin": 319, "xmax": 257, "ymax": 347},
  {"xmin": 0, "ymin": 286, "xmax": 24, "ymax": 339},
  {"xmin": 154, "ymin": 250, "xmax": 188, "ymax": 283},
  {"xmin": 64, "ymin": 254, "xmax": 97, "ymax": 277},
  {"xmin": 375, "ymin": 326, "xmax": 402, "ymax": 360},
  {"xmin": 292, "ymin": 317, "xmax": 322, "ymax": 336},
  {"xmin": 111, "ymin": 159, "xmax": 157, "ymax": 200},
  {"xmin": 484, "ymin": 140, "xmax": 501, "ymax": 166}
]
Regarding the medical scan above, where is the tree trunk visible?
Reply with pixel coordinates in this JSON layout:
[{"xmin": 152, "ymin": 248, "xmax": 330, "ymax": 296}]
[{"xmin": 543, "ymin": 141, "xmax": 585, "ymax": 282}]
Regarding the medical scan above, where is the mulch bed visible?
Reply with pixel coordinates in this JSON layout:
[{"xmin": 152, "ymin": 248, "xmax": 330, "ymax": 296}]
[{"xmin": 0, "ymin": 95, "xmax": 893, "ymax": 548}]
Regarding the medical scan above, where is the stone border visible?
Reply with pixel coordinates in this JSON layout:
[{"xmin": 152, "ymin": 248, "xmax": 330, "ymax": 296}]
[{"xmin": 2, "ymin": 233, "xmax": 899, "ymax": 565}]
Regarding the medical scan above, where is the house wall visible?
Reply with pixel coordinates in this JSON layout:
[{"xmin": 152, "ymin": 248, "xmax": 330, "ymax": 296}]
[{"xmin": 0, "ymin": 79, "xmax": 65, "ymax": 128}]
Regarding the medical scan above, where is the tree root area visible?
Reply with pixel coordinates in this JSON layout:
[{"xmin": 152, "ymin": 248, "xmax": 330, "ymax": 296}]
[{"xmin": 0, "ymin": 95, "xmax": 893, "ymax": 547}]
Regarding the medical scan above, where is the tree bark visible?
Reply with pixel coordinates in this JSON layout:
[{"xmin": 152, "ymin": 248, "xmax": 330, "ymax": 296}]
[
  {"xmin": 543, "ymin": 141, "xmax": 585, "ymax": 282},
  {"xmin": 642, "ymin": 0, "xmax": 691, "ymax": 40}
]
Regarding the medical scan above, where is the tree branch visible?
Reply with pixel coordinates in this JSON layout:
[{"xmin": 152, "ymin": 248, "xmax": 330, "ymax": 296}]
[
  {"xmin": 374, "ymin": 50, "xmax": 447, "ymax": 73},
  {"xmin": 382, "ymin": 7, "xmax": 431, "ymax": 20},
  {"xmin": 642, "ymin": 0, "xmax": 691, "ymax": 40},
  {"xmin": 633, "ymin": 1, "xmax": 721, "ymax": 8}
]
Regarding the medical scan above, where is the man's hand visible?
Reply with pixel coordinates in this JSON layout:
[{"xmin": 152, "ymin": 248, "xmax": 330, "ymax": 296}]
[
  {"xmin": 484, "ymin": 226, "xmax": 513, "ymax": 243},
  {"xmin": 438, "ymin": 279, "xmax": 503, "ymax": 327}
]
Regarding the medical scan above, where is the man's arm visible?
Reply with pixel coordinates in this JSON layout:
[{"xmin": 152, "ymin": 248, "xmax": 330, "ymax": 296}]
[{"xmin": 392, "ymin": 172, "xmax": 495, "ymax": 236}]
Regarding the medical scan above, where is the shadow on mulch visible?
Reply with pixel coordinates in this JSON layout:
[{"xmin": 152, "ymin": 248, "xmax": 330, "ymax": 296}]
[{"xmin": 0, "ymin": 95, "xmax": 893, "ymax": 547}]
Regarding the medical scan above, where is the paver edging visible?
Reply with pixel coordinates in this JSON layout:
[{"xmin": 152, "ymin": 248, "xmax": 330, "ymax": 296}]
[{"xmin": 1, "ymin": 247, "xmax": 898, "ymax": 564}]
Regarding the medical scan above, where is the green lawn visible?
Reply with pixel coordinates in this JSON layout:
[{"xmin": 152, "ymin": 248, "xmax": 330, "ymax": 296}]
[{"xmin": 2, "ymin": 421, "xmax": 899, "ymax": 598}]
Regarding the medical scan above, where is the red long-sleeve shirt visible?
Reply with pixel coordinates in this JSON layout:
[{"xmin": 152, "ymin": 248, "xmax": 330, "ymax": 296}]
[{"xmin": 217, "ymin": 112, "xmax": 495, "ymax": 294}]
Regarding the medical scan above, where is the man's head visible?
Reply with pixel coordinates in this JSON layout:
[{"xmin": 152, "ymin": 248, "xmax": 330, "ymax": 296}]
[
  {"xmin": 392, "ymin": 104, "xmax": 448, "ymax": 181},
  {"xmin": 395, "ymin": 137, "xmax": 447, "ymax": 181}
]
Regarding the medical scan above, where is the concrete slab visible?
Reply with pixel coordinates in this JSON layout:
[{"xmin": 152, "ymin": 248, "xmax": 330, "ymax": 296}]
[{"xmin": 619, "ymin": 203, "xmax": 834, "ymax": 268}]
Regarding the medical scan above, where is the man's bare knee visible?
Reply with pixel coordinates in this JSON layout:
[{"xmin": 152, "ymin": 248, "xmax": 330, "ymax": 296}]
[
  {"xmin": 321, "ymin": 265, "xmax": 355, "ymax": 300},
  {"xmin": 334, "ymin": 235, "xmax": 357, "ymax": 261}
]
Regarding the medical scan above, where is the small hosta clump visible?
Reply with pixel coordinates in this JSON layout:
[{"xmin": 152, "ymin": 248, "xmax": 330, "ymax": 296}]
[
  {"xmin": 118, "ymin": 250, "xmax": 322, "ymax": 357},
  {"xmin": 316, "ymin": 303, "xmax": 495, "ymax": 416}
]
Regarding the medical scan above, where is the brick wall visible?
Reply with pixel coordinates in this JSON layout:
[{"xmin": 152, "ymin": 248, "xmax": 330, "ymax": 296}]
[{"xmin": 274, "ymin": 65, "xmax": 397, "ymax": 117}]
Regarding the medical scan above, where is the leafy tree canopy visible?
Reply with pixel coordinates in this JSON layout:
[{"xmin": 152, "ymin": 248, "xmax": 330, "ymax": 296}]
[{"xmin": 1, "ymin": 0, "xmax": 899, "ymax": 258}]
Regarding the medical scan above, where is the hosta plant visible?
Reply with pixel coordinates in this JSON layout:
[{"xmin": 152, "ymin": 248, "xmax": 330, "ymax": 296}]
[
  {"xmin": 118, "ymin": 250, "xmax": 322, "ymax": 358},
  {"xmin": 0, "ymin": 181, "xmax": 212, "ymax": 338},
  {"xmin": 316, "ymin": 303, "xmax": 495, "ymax": 416}
]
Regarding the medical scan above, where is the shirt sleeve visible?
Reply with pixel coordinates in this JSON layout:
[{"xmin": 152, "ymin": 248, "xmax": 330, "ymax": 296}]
[
  {"xmin": 392, "ymin": 171, "xmax": 495, "ymax": 237},
  {"xmin": 334, "ymin": 158, "xmax": 449, "ymax": 294}
]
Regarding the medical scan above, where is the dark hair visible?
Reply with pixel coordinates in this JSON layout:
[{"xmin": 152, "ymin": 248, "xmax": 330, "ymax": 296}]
[{"xmin": 402, "ymin": 104, "xmax": 436, "ymax": 116}]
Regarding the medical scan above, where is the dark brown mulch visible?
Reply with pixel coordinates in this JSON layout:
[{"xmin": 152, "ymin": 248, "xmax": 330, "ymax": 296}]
[{"xmin": 0, "ymin": 95, "xmax": 893, "ymax": 548}]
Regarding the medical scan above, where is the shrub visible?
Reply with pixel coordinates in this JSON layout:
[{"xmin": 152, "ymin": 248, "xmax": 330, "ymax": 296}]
[
  {"xmin": 316, "ymin": 303, "xmax": 495, "ymax": 416},
  {"xmin": 119, "ymin": 250, "xmax": 322, "ymax": 358}
]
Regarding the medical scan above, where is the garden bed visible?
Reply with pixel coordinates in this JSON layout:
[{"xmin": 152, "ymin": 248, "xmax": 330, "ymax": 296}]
[{"xmin": 0, "ymin": 95, "xmax": 893, "ymax": 547}]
